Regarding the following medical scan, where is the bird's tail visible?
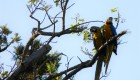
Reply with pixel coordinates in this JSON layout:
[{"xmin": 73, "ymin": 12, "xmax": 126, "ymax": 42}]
[
  {"xmin": 95, "ymin": 55, "xmax": 104, "ymax": 80},
  {"xmin": 104, "ymin": 44, "xmax": 114, "ymax": 74}
]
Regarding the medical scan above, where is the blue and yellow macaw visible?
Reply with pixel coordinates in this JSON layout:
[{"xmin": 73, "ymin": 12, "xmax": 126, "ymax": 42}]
[
  {"xmin": 102, "ymin": 17, "xmax": 117, "ymax": 73},
  {"xmin": 90, "ymin": 26, "xmax": 106, "ymax": 80}
]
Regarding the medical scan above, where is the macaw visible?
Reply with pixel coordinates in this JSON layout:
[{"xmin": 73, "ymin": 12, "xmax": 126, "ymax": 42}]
[
  {"xmin": 102, "ymin": 17, "xmax": 117, "ymax": 73},
  {"xmin": 90, "ymin": 26, "xmax": 106, "ymax": 80}
]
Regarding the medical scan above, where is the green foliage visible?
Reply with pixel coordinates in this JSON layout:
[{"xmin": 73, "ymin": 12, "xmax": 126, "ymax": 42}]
[
  {"xmin": 13, "ymin": 39, "xmax": 42, "ymax": 60},
  {"xmin": 12, "ymin": 33, "xmax": 21, "ymax": 43},
  {"xmin": 111, "ymin": 8, "xmax": 117, "ymax": 13},
  {"xmin": 38, "ymin": 51, "xmax": 62, "ymax": 80},
  {"xmin": 55, "ymin": 0, "xmax": 60, "ymax": 7},
  {"xmin": 13, "ymin": 44, "xmax": 24, "ymax": 55},
  {"xmin": 70, "ymin": 24, "xmax": 78, "ymax": 30},
  {"xmin": 0, "ymin": 25, "xmax": 12, "ymax": 35},
  {"xmin": 29, "ymin": 0, "xmax": 40, "ymax": 3},
  {"xmin": 46, "ymin": 61, "xmax": 57, "ymax": 73},
  {"xmin": 42, "ymin": 5, "xmax": 49, "ymax": 10},
  {"xmin": 1, "ymin": 71, "xmax": 8, "ymax": 78},
  {"xmin": 78, "ymin": 19, "xmax": 84, "ymax": 22},
  {"xmin": 32, "ymin": 39, "xmax": 42, "ymax": 51},
  {"xmin": 83, "ymin": 31, "xmax": 90, "ymax": 42},
  {"xmin": 114, "ymin": 18, "xmax": 118, "ymax": 22},
  {"xmin": 46, "ymin": 51, "xmax": 61, "ymax": 73},
  {"xmin": 92, "ymin": 48, "xmax": 97, "ymax": 53},
  {"xmin": 70, "ymin": 14, "xmax": 84, "ymax": 30},
  {"xmin": 12, "ymin": 44, "xmax": 24, "ymax": 61},
  {"xmin": 70, "ymin": 18, "xmax": 84, "ymax": 31}
]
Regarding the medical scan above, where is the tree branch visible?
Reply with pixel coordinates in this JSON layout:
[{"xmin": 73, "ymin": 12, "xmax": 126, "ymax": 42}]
[
  {"xmin": 39, "ymin": 27, "xmax": 85, "ymax": 37},
  {"xmin": 46, "ymin": 30, "xmax": 127, "ymax": 80},
  {"xmin": 0, "ymin": 39, "xmax": 14, "ymax": 52},
  {"xmin": 39, "ymin": 20, "xmax": 103, "ymax": 37},
  {"xmin": 63, "ymin": 31, "xmax": 127, "ymax": 80},
  {"xmin": 115, "ymin": 12, "xmax": 120, "ymax": 29},
  {"xmin": 22, "ymin": 34, "xmax": 39, "ymax": 61},
  {"xmin": 62, "ymin": 0, "xmax": 69, "ymax": 31},
  {"xmin": 7, "ymin": 44, "xmax": 52, "ymax": 80}
]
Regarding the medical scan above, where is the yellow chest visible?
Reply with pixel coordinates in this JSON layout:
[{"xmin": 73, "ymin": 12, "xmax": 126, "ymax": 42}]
[
  {"xmin": 103, "ymin": 24, "xmax": 113, "ymax": 40},
  {"xmin": 93, "ymin": 33, "xmax": 103, "ymax": 49}
]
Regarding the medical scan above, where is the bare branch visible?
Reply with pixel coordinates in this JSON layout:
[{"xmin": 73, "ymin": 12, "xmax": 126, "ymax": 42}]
[
  {"xmin": 30, "ymin": 14, "xmax": 41, "ymax": 30},
  {"xmin": 61, "ymin": 0, "xmax": 69, "ymax": 31},
  {"xmin": 39, "ymin": 27, "xmax": 85, "ymax": 37},
  {"xmin": 0, "ymin": 39, "xmax": 14, "ymax": 52},
  {"xmin": 3, "ymin": 62, "xmax": 17, "ymax": 80},
  {"xmin": 41, "ymin": 20, "xmax": 58, "ymax": 30},
  {"xmin": 53, "ymin": 3, "xmax": 75, "ymax": 22},
  {"xmin": 40, "ymin": 12, "xmax": 47, "ymax": 24},
  {"xmin": 39, "ymin": 20, "xmax": 103, "ymax": 37},
  {"xmin": 115, "ymin": 12, "xmax": 120, "ymax": 29},
  {"xmin": 81, "ymin": 47, "xmax": 93, "ymax": 59}
]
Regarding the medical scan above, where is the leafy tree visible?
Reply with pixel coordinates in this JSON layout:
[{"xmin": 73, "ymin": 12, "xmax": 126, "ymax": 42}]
[{"xmin": 0, "ymin": 0, "xmax": 127, "ymax": 80}]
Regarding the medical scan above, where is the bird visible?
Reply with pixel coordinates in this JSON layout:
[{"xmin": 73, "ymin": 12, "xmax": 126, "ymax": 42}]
[
  {"xmin": 90, "ymin": 26, "xmax": 106, "ymax": 80},
  {"xmin": 102, "ymin": 17, "xmax": 117, "ymax": 73}
]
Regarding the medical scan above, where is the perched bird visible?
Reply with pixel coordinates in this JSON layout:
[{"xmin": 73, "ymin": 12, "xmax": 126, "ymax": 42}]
[
  {"xmin": 102, "ymin": 17, "xmax": 117, "ymax": 73},
  {"xmin": 90, "ymin": 26, "xmax": 106, "ymax": 80}
]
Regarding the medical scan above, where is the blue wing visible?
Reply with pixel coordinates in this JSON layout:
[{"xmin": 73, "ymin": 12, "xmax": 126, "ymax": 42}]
[{"xmin": 110, "ymin": 24, "xmax": 117, "ymax": 36}]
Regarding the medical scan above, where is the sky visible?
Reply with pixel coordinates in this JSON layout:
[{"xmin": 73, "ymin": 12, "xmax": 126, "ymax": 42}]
[{"xmin": 0, "ymin": 0, "xmax": 140, "ymax": 80}]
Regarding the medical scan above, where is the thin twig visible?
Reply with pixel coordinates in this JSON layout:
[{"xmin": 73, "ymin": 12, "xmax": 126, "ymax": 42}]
[
  {"xmin": 77, "ymin": 56, "xmax": 83, "ymax": 63},
  {"xmin": 40, "ymin": 20, "xmax": 58, "ymax": 30},
  {"xmin": 100, "ymin": 70, "xmax": 111, "ymax": 80},
  {"xmin": 41, "ymin": 12, "xmax": 47, "ymax": 24},
  {"xmin": 3, "ymin": 62, "xmax": 17, "ymax": 80},
  {"xmin": 62, "ymin": 0, "xmax": 69, "ymax": 31},
  {"xmin": 115, "ymin": 12, "xmax": 120, "ymax": 29},
  {"xmin": 53, "ymin": 3, "xmax": 75, "ymax": 21},
  {"xmin": 30, "ymin": 15, "xmax": 41, "ymax": 30}
]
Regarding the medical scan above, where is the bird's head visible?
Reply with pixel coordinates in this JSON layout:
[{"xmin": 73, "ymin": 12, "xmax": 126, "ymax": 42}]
[
  {"xmin": 90, "ymin": 26, "xmax": 99, "ymax": 33},
  {"xmin": 106, "ymin": 17, "xmax": 113, "ymax": 24}
]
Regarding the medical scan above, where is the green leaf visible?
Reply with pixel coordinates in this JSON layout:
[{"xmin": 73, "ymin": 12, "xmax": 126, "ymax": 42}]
[
  {"xmin": 0, "ymin": 25, "xmax": 12, "ymax": 35},
  {"xmin": 114, "ymin": 18, "xmax": 118, "ymax": 22},
  {"xmin": 70, "ymin": 24, "xmax": 78, "ymax": 30},
  {"xmin": 55, "ymin": 0, "xmax": 60, "ymax": 7},
  {"xmin": 70, "ymin": 24, "xmax": 74, "ymax": 27},
  {"xmin": 14, "ymin": 44, "xmax": 24, "ymax": 55},
  {"xmin": 2, "ymin": 71, "xmax": 8, "ymax": 76},
  {"xmin": 42, "ymin": 5, "xmax": 48, "ymax": 10},
  {"xmin": 13, "ymin": 33, "xmax": 21, "ymax": 43},
  {"xmin": 29, "ymin": 0, "xmax": 40, "ymax": 3},
  {"xmin": 29, "ymin": 0, "xmax": 35, "ymax": 3},
  {"xmin": 78, "ymin": 19, "xmax": 84, "ymax": 22},
  {"xmin": 84, "ymin": 31, "xmax": 90, "ymax": 41},
  {"xmin": 111, "ymin": 8, "xmax": 117, "ymax": 13}
]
